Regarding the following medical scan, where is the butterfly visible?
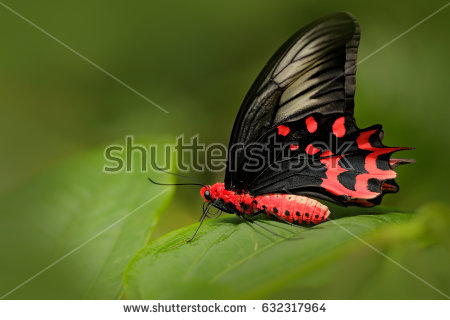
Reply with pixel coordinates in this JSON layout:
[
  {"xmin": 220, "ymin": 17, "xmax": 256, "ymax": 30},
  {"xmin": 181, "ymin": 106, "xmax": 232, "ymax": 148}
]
[{"xmin": 151, "ymin": 12, "xmax": 412, "ymax": 241}]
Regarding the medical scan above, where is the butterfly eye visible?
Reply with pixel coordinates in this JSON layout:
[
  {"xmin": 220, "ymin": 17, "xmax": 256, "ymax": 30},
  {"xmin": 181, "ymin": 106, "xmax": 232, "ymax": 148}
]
[{"xmin": 204, "ymin": 190, "xmax": 211, "ymax": 200}]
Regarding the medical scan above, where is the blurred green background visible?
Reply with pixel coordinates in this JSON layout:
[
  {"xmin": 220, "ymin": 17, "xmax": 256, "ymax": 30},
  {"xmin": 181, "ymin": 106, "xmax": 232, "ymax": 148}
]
[{"xmin": 0, "ymin": 0, "xmax": 449, "ymax": 299}]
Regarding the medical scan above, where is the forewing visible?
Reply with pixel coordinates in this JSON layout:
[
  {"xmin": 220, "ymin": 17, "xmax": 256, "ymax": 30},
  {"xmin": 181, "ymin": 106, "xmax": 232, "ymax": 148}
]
[{"xmin": 226, "ymin": 12, "xmax": 360, "ymax": 189}]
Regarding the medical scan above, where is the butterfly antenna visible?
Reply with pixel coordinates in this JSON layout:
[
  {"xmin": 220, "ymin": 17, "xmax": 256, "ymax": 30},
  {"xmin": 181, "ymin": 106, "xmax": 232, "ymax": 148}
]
[
  {"xmin": 151, "ymin": 162, "xmax": 207, "ymax": 185},
  {"xmin": 148, "ymin": 177, "xmax": 205, "ymax": 187}
]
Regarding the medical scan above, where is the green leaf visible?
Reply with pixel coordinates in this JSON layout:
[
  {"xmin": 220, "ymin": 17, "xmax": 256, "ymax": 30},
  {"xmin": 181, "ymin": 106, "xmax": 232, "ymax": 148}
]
[
  {"xmin": 0, "ymin": 138, "xmax": 174, "ymax": 299},
  {"xmin": 123, "ymin": 208, "xmax": 448, "ymax": 299}
]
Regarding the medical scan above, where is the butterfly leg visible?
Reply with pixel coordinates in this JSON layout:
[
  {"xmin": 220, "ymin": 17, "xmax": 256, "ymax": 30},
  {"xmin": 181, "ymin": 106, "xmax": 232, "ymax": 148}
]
[{"xmin": 238, "ymin": 213, "xmax": 292, "ymax": 240}]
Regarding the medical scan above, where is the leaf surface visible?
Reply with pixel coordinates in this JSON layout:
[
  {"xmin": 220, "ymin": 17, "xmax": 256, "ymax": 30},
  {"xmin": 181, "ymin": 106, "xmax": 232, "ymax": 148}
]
[
  {"xmin": 0, "ymin": 138, "xmax": 174, "ymax": 299},
  {"xmin": 124, "ymin": 208, "xmax": 423, "ymax": 299}
]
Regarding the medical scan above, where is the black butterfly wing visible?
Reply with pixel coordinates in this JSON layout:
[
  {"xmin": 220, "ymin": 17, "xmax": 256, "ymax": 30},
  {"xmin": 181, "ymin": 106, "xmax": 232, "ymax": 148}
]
[
  {"xmin": 225, "ymin": 12, "xmax": 411, "ymax": 207},
  {"xmin": 239, "ymin": 113, "xmax": 410, "ymax": 207},
  {"xmin": 226, "ymin": 12, "xmax": 359, "ymax": 188}
]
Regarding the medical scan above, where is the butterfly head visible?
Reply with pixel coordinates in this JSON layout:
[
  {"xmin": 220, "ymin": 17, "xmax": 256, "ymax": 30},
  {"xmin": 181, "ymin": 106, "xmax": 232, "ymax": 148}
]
[
  {"xmin": 200, "ymin": 185, "xmax": 212, "ymax": 201},
  {"xmin": 200, "ymin": 183, "xmax": 230, "ymax": 202},
  {"xmin": 200, "ymin": 183, "xmax": 246, "ymax": 216}
]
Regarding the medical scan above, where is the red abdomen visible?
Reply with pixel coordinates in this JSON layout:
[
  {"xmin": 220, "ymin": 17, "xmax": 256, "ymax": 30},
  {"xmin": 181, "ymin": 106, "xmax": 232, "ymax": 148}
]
[{"xmin": 251, "ymin": 194, "xmax": 330, "ymax": 224}]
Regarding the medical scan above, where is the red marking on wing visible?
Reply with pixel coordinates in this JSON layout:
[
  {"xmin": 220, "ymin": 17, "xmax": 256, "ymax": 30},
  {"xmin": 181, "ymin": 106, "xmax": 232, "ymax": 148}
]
[
  {"xmin": 320, "ymin": 154, "xmax": 378, "ymax": 199},
  {"xmin": 290, "ymin": 144, "xmax": 299, "ymax": 151},
  {"xmin": 349, "ymin": 199, "xmax": 375, "ymax": 207},
  {"xmin": 357, "ymin": 130, "xmax": 405, "ymax": 179},
  {"xmin": 320, "ymin": 129, "xmax": 406, "ymax": 200},
  {"xmin": 390, "ymin": 159, "xmax": 403, "ymax": 166},
  {"xmin": 305, "ymin": 144, "xmax": 320, "ymax": 155},
  {"xmin": 382, "ymin": 181, "xmax": 398, "ymax": 192},
  {"xmin": 305, "ymin": 116, "xmax": 317, "ymax": 133},
  {"xmin": 389, "ymin": 158, "xmax": 413, "ymax": 168},
  {"xmin": 332, "ymin": 116, "xmax": 346, "ymax": 138},
  {"xmin": 321, "ymin": 150, "xmax": 333, "ymax": 157},
  {"xmin": 319, "ymin": 152, "xmax": 374, "ymax": 198},
  {"xmin": 277, "ymin": 125, "xmax": 290, "ymax": 136}
]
